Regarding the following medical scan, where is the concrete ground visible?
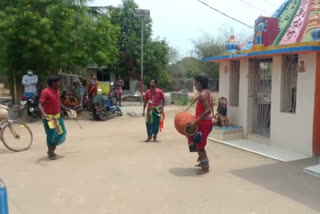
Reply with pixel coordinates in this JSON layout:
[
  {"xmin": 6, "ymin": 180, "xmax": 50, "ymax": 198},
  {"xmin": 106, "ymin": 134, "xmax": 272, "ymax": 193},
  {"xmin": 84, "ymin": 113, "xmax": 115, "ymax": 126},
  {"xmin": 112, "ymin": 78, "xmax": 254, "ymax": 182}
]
[{"xmin": 1, "ymin": 103, "xmax": 320, "ymax": 214}]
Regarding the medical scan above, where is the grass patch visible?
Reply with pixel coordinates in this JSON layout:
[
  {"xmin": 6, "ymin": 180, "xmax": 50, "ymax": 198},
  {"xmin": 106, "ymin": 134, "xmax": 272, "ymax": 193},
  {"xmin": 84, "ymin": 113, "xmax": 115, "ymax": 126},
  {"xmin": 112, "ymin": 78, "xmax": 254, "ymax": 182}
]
[{"xmin": 172, "ymin": 97, "xmax": 194, "ymax": 106}]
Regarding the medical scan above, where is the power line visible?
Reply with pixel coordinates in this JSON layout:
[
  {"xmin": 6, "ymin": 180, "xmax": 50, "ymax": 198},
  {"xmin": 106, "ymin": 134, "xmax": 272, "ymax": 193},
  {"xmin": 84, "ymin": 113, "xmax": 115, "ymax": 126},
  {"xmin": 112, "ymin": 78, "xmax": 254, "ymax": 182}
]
[
  {"xmin": 262, "ymin": 0, "xmax": 278, "ymax": 7},
  {"xmin": 239, "ymin": 0, "xmax": 269, "ymax": 15},
  {"xmin": 197, "ymin": 0, "xmax": 254, "ymax": 29}
]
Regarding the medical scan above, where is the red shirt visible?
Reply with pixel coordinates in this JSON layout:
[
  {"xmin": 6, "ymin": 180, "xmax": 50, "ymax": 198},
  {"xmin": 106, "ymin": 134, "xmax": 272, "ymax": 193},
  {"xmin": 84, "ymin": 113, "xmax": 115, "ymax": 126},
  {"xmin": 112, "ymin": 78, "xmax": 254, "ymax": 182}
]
[
  {"xmin": 39, "ymin": 88, "xmax": 61, "ymax": 115},
  {"xmin": 195, "ymin": 90, "xmax": 213, "ymax": 124},
  {"xmin": 144, "ymin": 88, "xmax": 165, "ymax": 109}
]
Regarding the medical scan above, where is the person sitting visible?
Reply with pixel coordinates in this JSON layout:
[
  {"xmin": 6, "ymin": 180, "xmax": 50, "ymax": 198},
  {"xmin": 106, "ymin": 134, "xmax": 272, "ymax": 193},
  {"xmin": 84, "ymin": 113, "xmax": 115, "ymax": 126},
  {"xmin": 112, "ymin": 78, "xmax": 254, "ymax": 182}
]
[
  {"xmin": 214, "ymin": 97, "xmax": 229, "ymax": 127},
  {"xmin": 92, "ymin": 92, "xmax": 107, "ymax": 113},
  {"xmin": 63, "ymin": 93, "xmax": 82, "ymax": 113}
]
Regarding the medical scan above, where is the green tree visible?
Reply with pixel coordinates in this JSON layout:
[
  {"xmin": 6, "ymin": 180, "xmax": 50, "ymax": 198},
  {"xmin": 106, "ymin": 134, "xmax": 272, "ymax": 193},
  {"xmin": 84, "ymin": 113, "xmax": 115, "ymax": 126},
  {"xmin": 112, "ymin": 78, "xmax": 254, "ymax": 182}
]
[
  {"xmin": 0, "ymin": 0, "xmax": 81, "ymax": 78},
  {"xmin": 143, "ymin": 39, "xmax": 170, "ymax": 88},
  {"xmin": 109, "ymin": 0, "xmax": 151, "ymax": 77},
  {"xmin": 65, "ymin": 8, "xmax": 120, "ymax": 70},
  {"xmin": 192, "ymin": 34, "xmax": 224, "ymax": 80},
  {"xmin": 192, "ymin": 26, "xmax": 251, "ymax": 79},
  {"xmin": 169, "ymin": 47, "xmax": 180, "ymax": 65},
  {"xmin": 0, "ymin": 0, "xmax": 119, "ymax": 98},
  {"xmin": 109, "ymin": 0, "xmax": 170, "ymax": 87},
  {"xmin": 168, "ymin": 57, "xmax": 201, "ymax": 79}
]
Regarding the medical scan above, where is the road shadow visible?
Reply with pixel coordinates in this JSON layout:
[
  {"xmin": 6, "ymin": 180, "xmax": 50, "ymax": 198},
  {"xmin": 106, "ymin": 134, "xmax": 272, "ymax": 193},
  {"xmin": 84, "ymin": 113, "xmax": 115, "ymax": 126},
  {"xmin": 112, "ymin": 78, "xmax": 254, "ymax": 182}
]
[
  {"xmin": 35, "ymin": 155, "xmax": 64, "ymax": 166},
  {"xmin": 139, "ymin": 140, "xmax": 163, "ymax": 144},
  {"xmin": 231, "ymin": 157, "xmax": 320, "ymax": 212},
  {"xmin": 169, "ymin": 167, "xmax": 207, "ymax": 177}
]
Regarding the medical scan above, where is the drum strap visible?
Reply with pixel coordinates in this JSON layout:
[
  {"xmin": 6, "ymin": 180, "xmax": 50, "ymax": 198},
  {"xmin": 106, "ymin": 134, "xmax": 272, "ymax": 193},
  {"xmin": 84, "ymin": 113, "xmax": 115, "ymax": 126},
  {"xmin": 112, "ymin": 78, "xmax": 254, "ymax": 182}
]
[{"xmin": 184, "ymin": 97, "xmax": 199, "ymax": 112}]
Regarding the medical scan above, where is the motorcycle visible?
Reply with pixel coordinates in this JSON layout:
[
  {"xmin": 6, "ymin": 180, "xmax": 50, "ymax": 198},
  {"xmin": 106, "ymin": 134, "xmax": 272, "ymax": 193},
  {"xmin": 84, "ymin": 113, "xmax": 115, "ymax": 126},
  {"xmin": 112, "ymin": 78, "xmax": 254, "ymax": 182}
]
[
  {"xmin": 92, "ymin": 92, "xmax": 122, "ymax": 121},
  {"xmin": 20, "ymin": 93, "xmax": 41, "ymax": 122}
]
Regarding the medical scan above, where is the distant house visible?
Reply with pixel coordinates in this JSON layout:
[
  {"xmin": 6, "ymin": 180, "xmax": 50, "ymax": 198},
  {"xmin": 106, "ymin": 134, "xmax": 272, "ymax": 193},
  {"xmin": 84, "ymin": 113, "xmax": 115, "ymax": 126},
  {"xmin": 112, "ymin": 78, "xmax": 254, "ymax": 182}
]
[{"xmin": 86, "ymin": 64, "xmax": 140, "ymax": 95}]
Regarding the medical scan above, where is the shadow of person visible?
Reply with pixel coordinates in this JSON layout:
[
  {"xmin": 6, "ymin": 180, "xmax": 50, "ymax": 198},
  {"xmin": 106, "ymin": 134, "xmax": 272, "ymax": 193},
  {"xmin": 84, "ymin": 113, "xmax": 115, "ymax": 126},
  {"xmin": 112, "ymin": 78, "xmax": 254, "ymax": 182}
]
[
  {"xmin": 169, "ymin": 167, "xmax": 203, "ymax": 177},
  {"xmin": 231, "ymin": 158, "xmax": 320, "ymax": 212},
  {"xmin": 35, "ymin": 155, "xmax": 64, "ymax": 166},
  {"xmin": 141, "ymin": 140, "xmax": 162, "ymax": 144}
]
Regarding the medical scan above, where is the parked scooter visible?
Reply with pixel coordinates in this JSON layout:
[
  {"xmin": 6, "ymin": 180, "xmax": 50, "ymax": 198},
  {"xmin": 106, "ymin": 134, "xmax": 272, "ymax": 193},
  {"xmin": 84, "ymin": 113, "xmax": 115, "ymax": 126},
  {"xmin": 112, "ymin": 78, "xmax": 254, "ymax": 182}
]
[
  {"xmin": 92, "ymin": 89, "xmax": 122, "ymax": 121},
  {"xmin": 20, "ymin": 93, "xmax": 41, "ymax": 122}
]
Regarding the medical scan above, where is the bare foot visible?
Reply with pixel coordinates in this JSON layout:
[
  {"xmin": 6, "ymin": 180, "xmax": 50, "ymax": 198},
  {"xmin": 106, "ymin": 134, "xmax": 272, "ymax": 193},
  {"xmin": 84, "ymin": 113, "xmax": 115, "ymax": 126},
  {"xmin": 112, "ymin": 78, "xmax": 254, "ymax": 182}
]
[
  {"xmin": 144, "ymin": 138, "xmax": 152, "ymax": 142},
  {"xmin": 197, "ymin": 168, "xmax": 209, "ymax": 174},
  {"xmin": 47, "ymin": 151, "xmax": 57, "ymax": 156},
  {"xmin": 47, "ymin": 152, "xmax": 57, "ymax": 160},
  {"xmin": 195, "ymin": 163, "xmax": 202, "ymax": 167},
  {"xmin": 153, "ymin": 136, "xmax": 158, "ymax": 142}
]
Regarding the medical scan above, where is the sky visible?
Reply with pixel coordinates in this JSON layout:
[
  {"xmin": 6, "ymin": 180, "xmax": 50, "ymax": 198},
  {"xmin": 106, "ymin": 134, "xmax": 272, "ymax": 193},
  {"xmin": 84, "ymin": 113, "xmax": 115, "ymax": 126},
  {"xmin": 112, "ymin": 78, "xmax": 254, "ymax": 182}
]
[{"xmin": 88, "ymin": 0, "xmax": 283, "ymax": 57}]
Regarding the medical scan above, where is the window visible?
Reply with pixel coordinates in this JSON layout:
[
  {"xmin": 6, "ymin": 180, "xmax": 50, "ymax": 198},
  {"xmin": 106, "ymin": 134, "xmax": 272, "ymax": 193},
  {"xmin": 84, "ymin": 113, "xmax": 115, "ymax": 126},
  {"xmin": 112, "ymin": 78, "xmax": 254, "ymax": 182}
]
[
  {"xmin": 97, "ymin": 69, "xmax": 111, "ymax": 82},
  {"xmin": 123, "ymin": 79, "xmax": 130, "ymax": 90},
  {"xmin": 281, "ymin": 55, "xmax": 298, "ymax": 113},
  {"xmin": 229, "ymin": 60, "xmax": 240, "ymax": 107},
  {"xmin": 208, "ymin": 79, "xmax": 219, "ymax": 91}
]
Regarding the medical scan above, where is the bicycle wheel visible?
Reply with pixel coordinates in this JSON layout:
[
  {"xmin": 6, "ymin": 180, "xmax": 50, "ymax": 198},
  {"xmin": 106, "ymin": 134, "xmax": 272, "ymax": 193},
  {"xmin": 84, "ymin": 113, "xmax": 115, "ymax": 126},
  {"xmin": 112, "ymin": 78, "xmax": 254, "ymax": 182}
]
[{"xmin": 1, "ymin": 120, "xmax": 33, "ymax": 152}]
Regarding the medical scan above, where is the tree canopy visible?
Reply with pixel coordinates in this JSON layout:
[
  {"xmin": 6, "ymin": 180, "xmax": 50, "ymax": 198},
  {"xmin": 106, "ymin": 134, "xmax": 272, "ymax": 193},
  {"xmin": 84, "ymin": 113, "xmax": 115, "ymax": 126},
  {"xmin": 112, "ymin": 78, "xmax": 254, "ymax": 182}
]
[
  {"xmin": 168, "ymin": 26, "xmax": 250, "ymax": 82},
  {"xmin": 0, "ymin": 0, "xmax": 119, "ymax": 82},
  {"xmin": 109, "ymin": 0, "xmax": 170, "ymax": 87}
]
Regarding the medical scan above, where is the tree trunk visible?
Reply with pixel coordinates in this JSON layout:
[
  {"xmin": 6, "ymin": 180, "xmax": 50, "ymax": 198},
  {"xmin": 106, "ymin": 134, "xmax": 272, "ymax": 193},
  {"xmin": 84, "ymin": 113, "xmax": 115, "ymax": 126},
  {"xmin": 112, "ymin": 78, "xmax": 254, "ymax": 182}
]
[{"xmin": 10, "ymin": 70, "xmax": 16, "ymax": 104}]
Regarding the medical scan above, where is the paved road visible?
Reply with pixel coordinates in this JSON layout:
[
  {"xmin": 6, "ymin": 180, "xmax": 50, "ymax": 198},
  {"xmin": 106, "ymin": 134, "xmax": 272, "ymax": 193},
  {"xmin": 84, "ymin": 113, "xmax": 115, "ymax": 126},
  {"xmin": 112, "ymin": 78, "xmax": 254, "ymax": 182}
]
[{"xmin": 1, "ymin": 104, "xmax": 320, "ymax": 214}]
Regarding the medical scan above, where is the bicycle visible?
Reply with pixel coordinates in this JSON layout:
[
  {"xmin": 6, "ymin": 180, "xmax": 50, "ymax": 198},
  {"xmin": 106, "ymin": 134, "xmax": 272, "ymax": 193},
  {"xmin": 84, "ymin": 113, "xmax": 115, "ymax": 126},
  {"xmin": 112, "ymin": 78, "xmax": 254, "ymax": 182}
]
[{"xmin": 0, "ymin": 104, "xmax": 33, "ymax": 152}]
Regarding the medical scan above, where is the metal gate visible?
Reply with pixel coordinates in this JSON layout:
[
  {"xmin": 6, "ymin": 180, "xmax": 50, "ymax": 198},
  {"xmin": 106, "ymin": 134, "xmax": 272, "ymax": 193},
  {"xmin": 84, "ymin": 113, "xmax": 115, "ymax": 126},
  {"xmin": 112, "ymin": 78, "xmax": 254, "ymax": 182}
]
[{"xmin": 252, "ymin": 59, "xmax": 272, "ymax": 137}]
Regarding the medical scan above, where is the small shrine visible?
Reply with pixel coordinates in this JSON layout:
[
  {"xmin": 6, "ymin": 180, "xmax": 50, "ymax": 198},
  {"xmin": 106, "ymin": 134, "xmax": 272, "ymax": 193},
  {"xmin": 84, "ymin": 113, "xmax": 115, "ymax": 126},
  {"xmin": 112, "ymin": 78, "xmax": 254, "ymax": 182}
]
[{"xmin": 203, "ymin": 0, "xmax": 320, "ymax": 168}]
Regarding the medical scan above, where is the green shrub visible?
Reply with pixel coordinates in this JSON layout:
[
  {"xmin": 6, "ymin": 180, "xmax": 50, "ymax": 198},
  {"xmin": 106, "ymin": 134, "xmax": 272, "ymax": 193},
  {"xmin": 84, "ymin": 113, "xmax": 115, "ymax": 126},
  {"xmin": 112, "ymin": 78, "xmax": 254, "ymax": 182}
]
[{"xmin": 173, "ymin": 97, "xmax": 194, "ymax": 106}]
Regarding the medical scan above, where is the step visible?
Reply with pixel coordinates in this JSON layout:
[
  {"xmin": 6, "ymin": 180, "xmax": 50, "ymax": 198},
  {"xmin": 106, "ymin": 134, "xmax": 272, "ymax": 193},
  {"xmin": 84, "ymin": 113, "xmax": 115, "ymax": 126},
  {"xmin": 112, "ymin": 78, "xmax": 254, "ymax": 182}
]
[
  {"xmin": 210, "ymin": 126, "xmax": 244, "ymax": 141},
  {"xmin": 208, "ymin": 138, "xmax": 310, "ymax": 162},
  {"xmin": 304, "ymin": 157, "xmax": 320, "ymax": 178}
]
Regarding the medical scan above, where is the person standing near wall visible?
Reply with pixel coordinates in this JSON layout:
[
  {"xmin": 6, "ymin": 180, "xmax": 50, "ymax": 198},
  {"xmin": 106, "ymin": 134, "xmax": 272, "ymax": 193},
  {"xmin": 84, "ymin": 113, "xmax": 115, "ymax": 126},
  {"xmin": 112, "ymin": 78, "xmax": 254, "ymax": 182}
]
[
  {"xmin": 115, "ymin": 76, "xmax": 124, "ymax": 106},
  {"xmin": 22, "ymin": 69, "xmax": 38, "ymax": 96},
  {"xmin": 88, "ymin": 74, "xmax": 98, "ymax": 109}
]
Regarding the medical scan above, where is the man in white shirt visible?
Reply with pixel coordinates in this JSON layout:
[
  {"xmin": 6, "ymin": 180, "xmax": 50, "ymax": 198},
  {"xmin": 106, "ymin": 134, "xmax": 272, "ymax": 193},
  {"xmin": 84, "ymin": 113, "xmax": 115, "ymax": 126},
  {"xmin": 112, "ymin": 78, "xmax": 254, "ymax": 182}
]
[{"xmin": 22, "ymin": 70, "xmax": 38, "ymax": 95}]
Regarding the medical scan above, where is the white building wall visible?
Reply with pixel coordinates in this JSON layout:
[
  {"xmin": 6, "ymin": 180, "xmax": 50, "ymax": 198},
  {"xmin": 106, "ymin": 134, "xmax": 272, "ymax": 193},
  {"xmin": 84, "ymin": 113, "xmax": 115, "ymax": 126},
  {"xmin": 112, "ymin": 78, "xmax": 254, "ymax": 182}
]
[
  {"xmin": 129, "ymin": 79, "xmax": 138, "ymax": 93},
  {"xmin": 218, "ymin": 54, "xmax": 316, "ymax": 156},
  {"xmin": 219, "ymin": 59, "xmax": 250, "ymax": 135},
  {"xmin": 219, "ymin": 61, "xmax": 230, "ymax": 98},
  {"xmin": 270, "ymin": 53, "xmax": 316, "ymax": 156},
  {"xmin": 228, "ymin": 59, "xmax": 249, "ymax": 135}
]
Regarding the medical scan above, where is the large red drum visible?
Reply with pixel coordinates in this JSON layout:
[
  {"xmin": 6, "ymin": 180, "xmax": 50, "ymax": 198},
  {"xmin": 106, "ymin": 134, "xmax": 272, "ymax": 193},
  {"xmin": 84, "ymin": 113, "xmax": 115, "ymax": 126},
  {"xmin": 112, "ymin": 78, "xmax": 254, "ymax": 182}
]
[{"xmin": 174, "ymin": 112, "xmax": 198, "ymax": 137}]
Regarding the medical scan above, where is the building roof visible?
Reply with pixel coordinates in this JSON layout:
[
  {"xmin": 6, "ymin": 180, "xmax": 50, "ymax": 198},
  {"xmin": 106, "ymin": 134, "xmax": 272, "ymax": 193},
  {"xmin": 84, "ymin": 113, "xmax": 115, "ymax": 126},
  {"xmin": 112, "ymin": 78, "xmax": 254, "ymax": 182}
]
[
  {"xmin": 203, "ymin": 0, "xmax": 320, "ymax": 62},
  {"xmin": 203, "ymin": 42, "xmax": 320, "ymax": 62}
]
